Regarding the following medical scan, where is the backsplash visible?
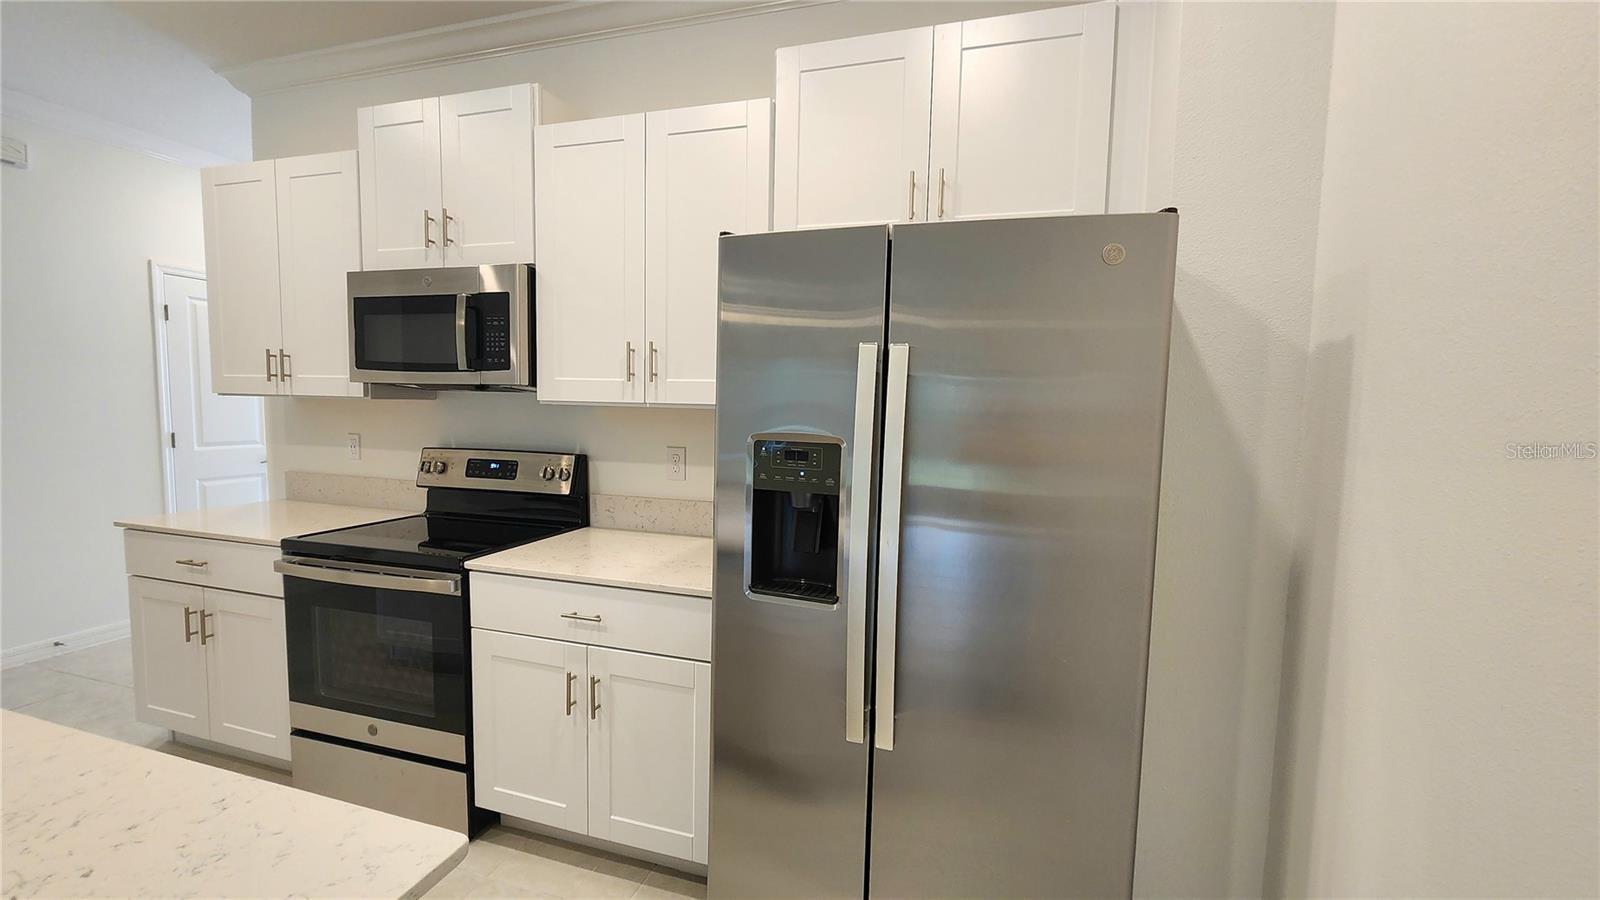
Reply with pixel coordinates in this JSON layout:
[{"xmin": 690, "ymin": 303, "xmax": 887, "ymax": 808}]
[{"xmin": 284, "ymin": 471, "xmax": 712, "ymax": 537}]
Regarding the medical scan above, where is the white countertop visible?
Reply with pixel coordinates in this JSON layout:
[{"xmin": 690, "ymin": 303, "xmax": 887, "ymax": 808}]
[
  {"xmin": 467, "ymin": 527, "xmax": 713, "ymax": 598},
  {"xmin": 114, "ymin": 500, "xmax": 400, "ymax": 546},
  {"xmin": 0, "ymin": 711, "xmax": 466, "ymax": 898}
]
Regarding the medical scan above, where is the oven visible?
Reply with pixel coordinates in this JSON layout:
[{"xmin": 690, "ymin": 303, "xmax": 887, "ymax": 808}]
[{"xmin": 348, "ymin": 263, "xmax": 533, "ymax": 388}]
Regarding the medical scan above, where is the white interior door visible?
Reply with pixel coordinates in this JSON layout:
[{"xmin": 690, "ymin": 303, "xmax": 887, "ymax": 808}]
[
  {"xmin": 440, "ymin": 84, "xmax": 538, "ymax": 265},
  {"xmin": 587, "ymin": 646, "xmax": 711, "ymax": 863},
  {"xmin": 929, "ymin": 3, "xmax": 1117, "ymax": 220},
  {"xmin": 128, "ymin": 576, "xmax": 210, "ymax": 737},
  {"xmin": 774, "ymin": 28, "xmax": 934, "ymax": 229},
  {"xmin": 534, "ymin": 114, "xmax": 646, "ymax": 404},
  {"xmin": 201, "ymin": 588, "xmax": 291, "ymax": 761},
  {"xmin": 201, "ymin": 161, "xmax": 282, "ymax": 394},
  {"xmin": 276, "ymin": 151, "xmax": 364, "ymax": 398},
  {"xmin": 645, "ymin": 99, "xmax": 771, "ymax": 407},
  {"xmin": 471, "ymin": 629, "xmax": 589, "ymax": 833},
  {"xmin": 357, "ymin": 97, "xmax": 443, "ymax": 269},
  {"xmin": 159, "ymin": 271, "xmax": 267, "ymax": 512}
]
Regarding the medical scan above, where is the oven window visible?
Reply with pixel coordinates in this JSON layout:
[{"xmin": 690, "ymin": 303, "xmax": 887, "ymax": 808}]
[
  {"xmin": 313, "ymin": 607, "xmax": 437, "ymax": 718},
  {"xmin": 353, "ymin": 294, "xmax": 461, "ymax": 371}
]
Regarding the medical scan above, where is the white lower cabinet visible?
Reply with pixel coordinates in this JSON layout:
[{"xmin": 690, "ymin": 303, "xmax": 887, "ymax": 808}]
[
  {"xmin": 202, "ymin": 588, "xmax": 291, "ymax": 759},
  {"xmin": 128, "ymin": 576, "xmax": 211, "ymax": 736}
]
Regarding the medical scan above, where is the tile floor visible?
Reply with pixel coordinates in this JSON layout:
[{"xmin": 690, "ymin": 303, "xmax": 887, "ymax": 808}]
[{"xmin": 2, "ymin": 638, "xmax": 706, "ymax": 900}]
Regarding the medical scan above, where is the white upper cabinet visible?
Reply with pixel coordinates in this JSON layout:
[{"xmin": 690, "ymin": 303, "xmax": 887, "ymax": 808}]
[
  {"xmin": 644, "ymin": 99, "xmax": 771, "ymax": 407},
  {"xmin": 275, "ymin": 151, "xmax": 363, "ymax": 397},
  {"xmin": 774, "ymin": 29, "xmax": 933, "ymax": 229},
  {"xmin": 929, "ymin": 4, "xmax": 1116, "ymax": 221},
  {"xmin": 202, "ymin": 161, "xmax": 283, "ymax": 395},
  {"xmin": 359, "ymin": 84, "xmax": 539, "ymax": 269},
  {"xmin": 440, "ymin": 85, "xmax": 537, "ymax": 265},
  {"xmin": 534, "ymin": 114, "xmax": 647, "ymax": 405}
]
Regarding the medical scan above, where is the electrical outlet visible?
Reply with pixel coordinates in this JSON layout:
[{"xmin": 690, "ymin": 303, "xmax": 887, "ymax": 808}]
[
  {"xmin": 667, "ymin": 446, "xmax": 686, "ymax": 481},
  {"xmin": 346, "ymin": 433, "xmax": 362, "ymax": 460}
]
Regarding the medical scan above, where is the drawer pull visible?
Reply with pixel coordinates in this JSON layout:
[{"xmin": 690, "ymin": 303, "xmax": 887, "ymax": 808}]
[
  {"xmin": 174, "ymin": 559, "xmax": 209, "ymax": 568},
  {"xmin": 561, "ymin": 612, "xmax": 603, "ymax": 623}
]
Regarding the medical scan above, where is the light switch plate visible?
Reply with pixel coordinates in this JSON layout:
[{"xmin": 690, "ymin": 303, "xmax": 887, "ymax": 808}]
[{"xmin": 667, "ymin": 446, "xmax": 686, "ymax": 481}]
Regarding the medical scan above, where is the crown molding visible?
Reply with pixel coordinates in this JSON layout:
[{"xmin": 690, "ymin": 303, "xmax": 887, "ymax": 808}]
[
  {"xmin": 0, "ymin": 89, "xmax": 242, "ymax": 168},
  {"xmin": 221, "ymin": 0, "xmax": 832, "ymax": 96}
]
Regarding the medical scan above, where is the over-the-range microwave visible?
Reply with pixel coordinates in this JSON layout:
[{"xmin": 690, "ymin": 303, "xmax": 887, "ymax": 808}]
[{"xmin": 348, "ymin": 264, "xmax": 533, "ymax": 389}]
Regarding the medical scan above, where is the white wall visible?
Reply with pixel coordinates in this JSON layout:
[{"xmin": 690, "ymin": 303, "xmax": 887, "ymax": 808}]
[
  {"xmin": 1270, "ymin": 3, "xmax": 1599, "ymax": 896},
  {"xmin": 0, "ymin": 118, "xmax": 208, "ymax": 657}
]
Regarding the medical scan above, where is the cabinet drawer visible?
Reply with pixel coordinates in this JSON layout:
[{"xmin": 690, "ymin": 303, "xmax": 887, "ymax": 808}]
[
  {"xmin": 124, "ymin": 530, "xmax": 282, "ymax": 597},
  {"xmin": 472, "ymin": 574, "xmax": 710, "ymax": 662}
]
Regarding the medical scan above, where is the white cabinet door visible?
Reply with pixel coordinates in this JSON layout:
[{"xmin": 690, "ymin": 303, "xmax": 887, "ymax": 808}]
[
  {"xmin": 440, "ymin": 84, "xmax": 538, "ymax": 265},
  {"xmin": 587, "ymin": 647, "xmax": 710, "ymax": 864},
  {"xmin": 275, "ymin": 151, "xmax": 363, "ymax": 398},
  {"xmin": 357, "ymin": 97, "xmax": 443, "ymax": 269},
  {"xmin": 774, "ymin": 28, "xmax": 934, "ymax": 229},
  {"xmin": 201, "ymin": 588, "xmax": 290, "ymax": 761},
  {"xmin": 472, "ymin": 630, "xmax": 589, "ymax": 833},
  {"xmin": 929, "ymin": 3, "xmax": 1117, "ymax": 221},
  {"xmin": 128, "ymin": 576, "xmax": 209, "ymax": 737},
  {"xmin": 201, "ymin": 160, "xmax": 282, "ymax": 395},
  {"xmin": 644, "ymin": 99, "xmax": 770, "ymax": 407},
  {"xmin": 534, "ymin": 114, "xmax": 646, "ymax": 404}
]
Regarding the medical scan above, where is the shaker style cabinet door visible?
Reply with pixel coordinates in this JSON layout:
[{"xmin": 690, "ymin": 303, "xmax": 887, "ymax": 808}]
[
  {"xmin": 201, "ymin": 588, "xmax": 291, "ymax": 760},
  {"xmin": 357, "ymin": 97, "xmax": 444, "ymax": 269},
  {"xmin": 773, "ymin": 28, "xmax": 934, "ymax": 229},
  {"xmin": 439, "ymin": 84, "xmax": 538, "ymax": 265},
  {"xmin": 201, "ymin": 160, "xmax": 283, "ymax": 395},
  {"xmin": 928, "ymin": 3, "xmax": 1117, "ymax": 220},
  {"xmin": 275, "ymin": 151, "xmax": 363, "ymax": 397},
  {"xmin": 586, "ymin": 647, "xmax": 711, "ymax": 864},
  {"xmin": 472, "ymin": 630, "xmax": 590, "ymax": 834},
  {"xmin": 128, "ymin": 576, "xmax": 210, "ymax": 737},
  {"xmin": 644, "ymin": 99, "xmax": 771, "ymax": 407},
  {"xmin": 534, "ymin": 114, "xmax": 646, "ymax": 405}
]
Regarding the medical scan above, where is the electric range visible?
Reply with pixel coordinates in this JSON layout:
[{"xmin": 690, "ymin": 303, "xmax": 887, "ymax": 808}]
[{"xmin": 275, "ymin": 447, "xmax": 588, "ymax": 834}]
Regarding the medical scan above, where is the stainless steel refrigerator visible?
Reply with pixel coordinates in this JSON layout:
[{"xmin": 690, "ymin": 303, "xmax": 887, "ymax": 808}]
[{"xmin": 709, "ymin": 213, "xmax": 1179, "ymax": 898}]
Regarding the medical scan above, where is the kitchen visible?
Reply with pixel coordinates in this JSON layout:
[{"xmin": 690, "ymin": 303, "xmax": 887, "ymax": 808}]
[{"xmin": 2, "ymin": 2, "xmax": 1596, "ymax": 899}]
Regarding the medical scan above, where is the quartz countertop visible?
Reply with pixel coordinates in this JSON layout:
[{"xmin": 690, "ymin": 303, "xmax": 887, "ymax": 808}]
[
  {"xmin": 114, "ymin": 500, "xmax": 400, "ymax": 546},
  {"xmin": 0, "ymin": 711, "xmax": 466, "ymax": 898},
  {"xmin": 466, "ymin": 527, "xmax": 713, "ymax": 598}
]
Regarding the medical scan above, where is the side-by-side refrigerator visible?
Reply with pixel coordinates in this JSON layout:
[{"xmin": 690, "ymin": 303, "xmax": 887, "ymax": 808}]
[{"xmin": 709, "ymin": 213, "xmax": 1180, "ymax": 898}]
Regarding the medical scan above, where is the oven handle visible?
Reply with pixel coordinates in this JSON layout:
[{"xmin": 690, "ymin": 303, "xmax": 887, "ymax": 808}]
[
  {"xmin": 455, "ymin": 293, "xmax": 469, "ymax": 371},
  {"xmin": 275, "ymin": 557, "xmax": 462, "ymax": 597}
]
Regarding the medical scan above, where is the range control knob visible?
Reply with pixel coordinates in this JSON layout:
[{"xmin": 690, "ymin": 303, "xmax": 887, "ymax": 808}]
[
  {"xmin": 433, "ymin": 461, "xmax": 448, "ymax": 475},
  {"xmin": 558, "ymin": 466, "xmax": 572, "ymax": 482},
  {"xmin": 541, "ymin": 465, "xmax": 557, "ymax": 481}
]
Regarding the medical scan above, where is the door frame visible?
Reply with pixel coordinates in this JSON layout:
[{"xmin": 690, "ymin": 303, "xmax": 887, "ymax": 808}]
[{"xmin": 147, "ymin": 260, "xmax": 206, "ymax": 514}]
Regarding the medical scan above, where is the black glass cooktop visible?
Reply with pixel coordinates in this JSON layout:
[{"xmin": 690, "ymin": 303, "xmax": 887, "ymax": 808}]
[{"xmin": 282, "ymin": 514, "xmax": 573, "ymax": 572}]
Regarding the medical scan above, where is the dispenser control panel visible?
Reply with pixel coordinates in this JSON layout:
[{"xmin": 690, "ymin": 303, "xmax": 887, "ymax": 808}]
[{"xmin": 753, "ymin": 440, "xmax": 841, "ymax": 494}]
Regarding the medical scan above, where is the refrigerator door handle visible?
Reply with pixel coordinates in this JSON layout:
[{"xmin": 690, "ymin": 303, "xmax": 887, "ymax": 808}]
[
  {"xmin": 874, "ymin": 342, "xmax": 911, "ymax": 751},
  {"xmin": 845, "ymin": 342, "xmax": 880, "ymax": 744}
]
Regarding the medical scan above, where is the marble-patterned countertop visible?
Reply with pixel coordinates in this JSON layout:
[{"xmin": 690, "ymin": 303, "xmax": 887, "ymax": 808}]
[
  {"xmin": 114, "ymin": 500, "xmax": 400, "ymax": 546},
  {"xmin": 0, "ymin": 711, "xmax": 466, "ymax": 898},
  {"xmin": 467, "ymin": 527, "xmax": 713, "ymax": 598}
]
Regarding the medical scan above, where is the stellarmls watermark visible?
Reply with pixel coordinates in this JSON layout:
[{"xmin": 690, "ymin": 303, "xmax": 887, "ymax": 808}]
[{"xmin": 1505, "ymin": 441, "xmax": 1598, "ymax": 460}]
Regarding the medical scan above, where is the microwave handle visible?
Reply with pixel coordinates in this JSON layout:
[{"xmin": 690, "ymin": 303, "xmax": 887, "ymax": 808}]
[{"xmin": 455, "ymin": 293, "xmax": 469, "ymax": 371}]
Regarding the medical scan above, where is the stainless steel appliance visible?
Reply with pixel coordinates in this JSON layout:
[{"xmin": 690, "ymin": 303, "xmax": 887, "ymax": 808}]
[
  {"xmin": 709, "ymin": 214, "xmax": 1179, "ymax": 897},
  {"xmin": 348, "ymin": 264, "xmax": 533, "ymax": 388},
  {"xmin": 277, "ymin": 447, "xmax": 587, "ymax": 833}
]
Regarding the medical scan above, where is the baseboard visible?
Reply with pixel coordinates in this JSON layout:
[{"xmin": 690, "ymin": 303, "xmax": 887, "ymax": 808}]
[{"xmin": 1, "ymin": 620, "xmax": 131, "ymax": 669}]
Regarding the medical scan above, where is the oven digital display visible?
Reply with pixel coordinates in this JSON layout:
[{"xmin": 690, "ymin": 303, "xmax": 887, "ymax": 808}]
[{"xmin": 465, "ymin": 458, "xmax": 519, "ymax": 480}]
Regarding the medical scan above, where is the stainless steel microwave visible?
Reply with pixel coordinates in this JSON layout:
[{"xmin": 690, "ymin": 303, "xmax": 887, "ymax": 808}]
[{"xmin": 348, "ymin": 264, "xmax": 533, "ymax": 389}]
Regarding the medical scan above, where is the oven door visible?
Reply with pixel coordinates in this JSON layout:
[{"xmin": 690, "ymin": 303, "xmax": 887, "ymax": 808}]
[{"xmin": 277, "ymin": 557, "xmax": 467, "ymax": 761}]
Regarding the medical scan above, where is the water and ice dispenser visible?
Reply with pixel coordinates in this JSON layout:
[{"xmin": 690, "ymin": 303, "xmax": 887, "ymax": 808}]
[{"xmin": 747, "ymin": 438, "xmax": 842, "ymax": 603}]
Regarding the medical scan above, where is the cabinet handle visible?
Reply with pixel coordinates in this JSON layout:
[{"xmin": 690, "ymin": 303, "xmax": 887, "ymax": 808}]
[
  {"xmin": 589, "ymin": 675, "xmax": 601, "ymax": 720},
  {"xmin": 442, "ymin": 207, "xmax": 454, "ymax": 246},
  {"xmin": 174, "ymin": 559, "xmax": 208, "ymax": 568},
  {"xmin": 182, "ymin": 605, "xmax": 199, "ymax": 643},
  {"xmin": 198, "ymin": 610, "xmax": 214, "ymax": 646},
  {"xmin": 938, "ymin": 167, "xmax": 946, "ymax": 219},
  {"xmin": 265, "ymin": 348, "xmax": 277, "ymax": 381},
  {"xmin": 908, "ymin": 170, "xmax": 916, "ymax": 220},
  {"xmin": 648, "ymin": 340, "xmax": 658, "ymax": 382},
  {"xmin": 560, "ymin": 612, "xmax": 603, "ymax": 623},
  {"xmin": 280, "ymin": 349, "xmax": 292, "ymax": 379},
  {"xmin": 625, "ymin": 341, "xmax": 635, "ymax": 382},
  {"xmin": 423, "ymin": 210, "xmax": 437, "ymax": 248},
  {"xmin": 565, "ymin": 671, "xmax": 577, "ymax": 717}
]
